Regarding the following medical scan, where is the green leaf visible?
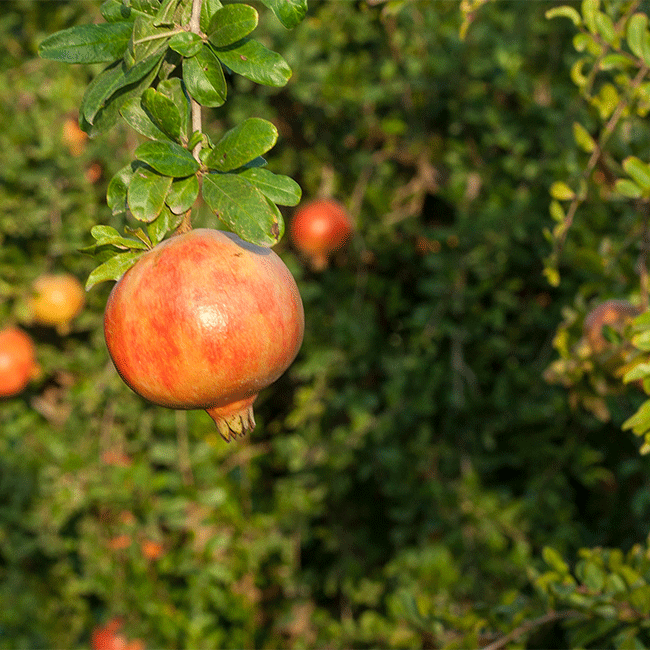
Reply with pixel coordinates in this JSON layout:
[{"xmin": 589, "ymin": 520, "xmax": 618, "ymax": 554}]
[
  {"xmin": 207, "ymin": 4, "xmax": 259, "ymax": 47},
  {"xmin": 581, "ymin": 0, "xmax": 599, "ymax": 34},
  {"xmin": 130, "ymin": 14, "xmax": 174, "ymax": 62},
  {"xmin": 202, "ymin": 173, "xmax": 284, "ymax": 246},
  {"xmin": 632, "ymin": 328, "xmax": 650, "ymax": 351},
  {"xmin": 573, "ymin": 122, "xmax": 597, "ymax": 153},
  {"xmin": 623, "ymin": 156, "xmax": 650, "ymax": 191},
  {"xmin": 80, "ymin": 50, "xmax": 164, "ymax": 126},
  {"xmin": 623, "ymin": 362, "xmax": 650, "ymax": 383},
  {"xmin": 147, "ymin": 205, "xmax": 183, "ymax": 244},
  {"xmin": 169, "ymin": 31, "xmax": 203, "ymax": 57},
  {"xmin": 153, "ymin": 0, "xmax": 180, "ymax": 27},
  {"xmin": 86, "ymin": 251, "xmax": 144, "ymax": 290},
  {"xmin": 545, "ymin": 6, "xmax": 582, "ymax": 27},
  {"xmin": 141, "ymin": 87, "xmax": 182, "ymax": 141},
  {"xmin": 214, "ymin": 39, "xmax": 291, "ymax": 87},
  {"xmin": 627, "ymin": 13, "xmax": 650, "ymax": 65},
  {"xmin": 615, "ymin": 178, "xmax": 644, "ymax": 199},
  {"xmin": 258, "ymin": 0, "xmax": 307, "ymax": 29},
  {"xmin": 204, "ymin": 118, "xmax": 278, "ymax": 172},
  {"xmin": 131, "ymin": 0, "xmax": 162, "ymax": 16},
  {"xmin": 622, "ymin": 398, "xmax": 650, "ymax": 434},
  {"xmin": 166, "ymin": 175, "xmax": 200, "ymax": 214},
  {"xmin": 600, "ymin": 53, "xmax": 634, "ymax": 70},
  {"xmin": 156, "ymin": 78, "xmax": 191, "ymax": 141},
  {"xmin": 200, "ymin": 0, "xmax": 224, "ymax": 33},
  {"xmin": 550, "ymin": 181, "xmax": 575, "ymax": 201},
  {"xmin": 107, "ymin": 164, "xmax": 135, "ymax": 216},
  {"xmin": 120, "ymin": 97, "xmax": 174, "ymax": 142},
  {"xmin": 101, "ymin": 0, "xmax": 134, "ymax": 22},
  {"xmin": 135, "ymin": 141, "xmax": 199, "ymax": 177},
  {"xmin": 39, "ymin": 22, "xmax": 133, "ymax": 64},
  {"xmin": 183, "ymin": 44, "xmax": 227, "ymax": 107},
  {"xmin": 239, "ymin": 168, "xmax": 301, "ymax": 206},
  {"xmin": 128, "ymin": 166, "xmax": 173, "ymax": 222},
  {"xmin": 543, "ymin": 546, "xmax": 571, "ymax": 575},
  {"xmin": 89, "ymin": 225, "xmax": 150, "ymax": 250},
  {"xmin": 595, "ymin": 12, "xmax": 617, "ymax": 47}
]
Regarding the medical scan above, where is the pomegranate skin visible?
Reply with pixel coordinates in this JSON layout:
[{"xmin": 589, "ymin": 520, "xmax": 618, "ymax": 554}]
[
  {"xmin": 0, "ymin": 327, "xmax": 40, "ymax": 397},
  {"xmin": 290, "ymin": 199, "xmax": 352, "ymax": 270},
  {"xmin": 104, "ymin": 229, "xmax": 304, "ymax": 441}
]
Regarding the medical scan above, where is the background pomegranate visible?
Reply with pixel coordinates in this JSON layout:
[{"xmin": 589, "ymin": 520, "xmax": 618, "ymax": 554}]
[
  {"xmin": 0, "ymin": 326, "xmax": 40, "ymax": 397},
  {"xmin": 290, "ymin": 199, "xmax": 353, "ymax": 270},
  {"xmin": 583, "ymin": 299, "xmax": 640, "ymax": 353},
  {"xmin": 29, "ymin": 273, "xmax": 85, "ymax": 334},
  {"xmin": 104, "ymin": 228, "xmax": 304, "ymax": 442}
]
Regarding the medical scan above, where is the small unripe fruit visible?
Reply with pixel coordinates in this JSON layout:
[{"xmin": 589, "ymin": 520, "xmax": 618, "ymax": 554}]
[
  {"xmin": 0, "ymin": 327, "xmax": 40, "ymax": 397},
  {"xmin": 104, "ymin": 229, "xmax": 304, "ymax": 441},
  {"xmin": 29, "ymin": 273, "xmax": 85, "ymax": 335},
  {"xmin": 290, "ymin": 199, "xmax": 352, "ymax": 270},
  {"xmin": 584, "ymin": 299, "xmax": 640, "ymax": 353}
]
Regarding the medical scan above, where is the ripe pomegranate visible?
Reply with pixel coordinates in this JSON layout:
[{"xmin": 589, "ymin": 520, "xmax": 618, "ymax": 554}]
[
  {"xmin": 290, "ymin": 199, "xmax": 352, "ymax": 270},
  {"xmin": 583, "ymin": 299, "xmax": 640, "ymax": 353},
  {"xmin": 29, "ymin": 273, "xmax": 85, "ymax": 334},
  {"xmin": 91, "ymin": 618, "xmax": 144, "ymax": 650},
  {"xmin": 104, "ymin": 229, "xmax": 304, "ymax": 442},
  {"xmin": 0, "ymin": 326, "xmax": 40, "ymax": 398}
]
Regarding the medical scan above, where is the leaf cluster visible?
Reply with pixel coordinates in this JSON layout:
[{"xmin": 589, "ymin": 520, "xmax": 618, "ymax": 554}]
[{"xmin": 39, "ymin": 0, "xmax": 305, "ymax": 286}]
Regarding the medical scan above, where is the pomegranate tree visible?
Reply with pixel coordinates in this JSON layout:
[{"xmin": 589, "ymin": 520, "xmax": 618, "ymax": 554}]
[
  {"xmin": 104, "ymin": 229, "xmax": 304, "ymax": 441},
  {"xmin": 0, "ymin": 326, "xmax": 40, "ymax": 398},
  {"xmin": 290, "ymin": 199, "xmax": 353, "ymax": 270}
]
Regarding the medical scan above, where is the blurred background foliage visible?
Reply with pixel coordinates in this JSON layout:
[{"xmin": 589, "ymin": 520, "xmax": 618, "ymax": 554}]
[{"xmin": 3, "ymin": 0, "xmax": 650, "ymax": 648}]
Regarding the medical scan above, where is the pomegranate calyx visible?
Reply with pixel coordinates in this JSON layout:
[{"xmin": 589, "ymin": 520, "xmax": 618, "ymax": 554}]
[{"xmin": 205, "ymin": 396, "xmax": 257, "ymax": 442}]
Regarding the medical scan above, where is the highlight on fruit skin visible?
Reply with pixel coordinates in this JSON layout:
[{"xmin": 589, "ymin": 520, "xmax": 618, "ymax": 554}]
[
  {"xmin": 0, "ymin": 326, "xmax": 41, "ymax": 398},
  {"xmin": 29, "ymin": 273, "xmax": 85, "ymax": 335},
  {"xmin": 583, "ymin": 299, "xmax": 641, "ymax": 353},
  {"xmin": 290, "ymin": 198, "xmax": 353, "ymax": 270},
  {"xmin": 103, "ymin": 228, "xmax": 305, "ymax": 442}
]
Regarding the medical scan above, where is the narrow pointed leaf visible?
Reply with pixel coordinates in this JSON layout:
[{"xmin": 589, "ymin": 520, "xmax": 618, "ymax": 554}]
[
  {"xmin": 130, "ymin": 14, "xmax": 174, "ymax": 61},
  {"xmin": 615, "ymin": 178, "xmax": 644, "ymax": 198},
  {"xmin": 183, "ymin": 44, "xmax": 227, "ymax": 107},
  {"xmin": 207, "ymin": 4, "xmax": 258, "ymax": 47},
  {"xmin": 86, "ymin": 251, "xmax": 144, "ymax": 289},
  {"xmin": 128, "ymin": 166, "xmax": 173, "ymax": 221},
  {"xmin": 141, "ymin": 87, "xmax": 182, "ymax": 141},
  {"xmin": 135, "ymin": 141, "xmax": 199, "ymax": 177},
  {"xmin": 258, "ymin": 0, "xmax": 307, "ymax": 28},
  {"xmin": 120, "ymin": 97, "xmax": 174, "ymax": 141},
  {"xmin": 204, "ymin": 118, "xmax": 278, "ymax": 172},
  {"xmin": 239, "ymin": 167, "xmax": 301, "ymax": 206},
  {"xmin": 166, "ymin": 175, "xmax": 200, "ymax": 214},
  {"xmin": 39, "ymin": 22, "xmax": 133, "ymax": 64},
  {"xmin": 545, "ymin": 6, "xmax": 582, "ymax": 26},
  {"xmin": 89, "ymin": 225, "xmax": 150, "ymax": 250},
  {"xmin": 202, "ymin": 173, "xmax": 283, "ymax": 246},
  {"xmin": 214, "ymin": 39, "xmax": 291, "ymax": 87}
]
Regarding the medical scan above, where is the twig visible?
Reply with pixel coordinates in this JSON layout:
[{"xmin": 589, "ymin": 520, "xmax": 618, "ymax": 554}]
[{"xmin": 481, "ymin": 610, "xmax": 580, "ymax": 650}]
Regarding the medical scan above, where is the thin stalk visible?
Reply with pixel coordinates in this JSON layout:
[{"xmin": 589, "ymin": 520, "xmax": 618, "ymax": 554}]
[{"xmin": 189, "ymin": 0, "xmax": 203, "ymax": 161}]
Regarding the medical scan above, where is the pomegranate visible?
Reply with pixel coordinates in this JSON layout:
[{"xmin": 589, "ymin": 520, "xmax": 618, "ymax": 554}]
[
  {"xmin": 0, "ymin": 326, "xmax": 40, "ymax": 397},
  {"xmin": 290, "ymin": 199, "xmax": 352, "ymax": 270},
  {"xmin": 583, "ymin": 299, "xmax": 640, "ymax": 353},
  {"xmin": 104, "ymin": 228, "xmax": 304, "ymax": 441},
  {"xmin": 91, "ymin": 618, "xmax": 144, "ymax": 650},
  {"xmin": 30, "ymin": 273, "xmax": 85, "ymax": 334}
]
